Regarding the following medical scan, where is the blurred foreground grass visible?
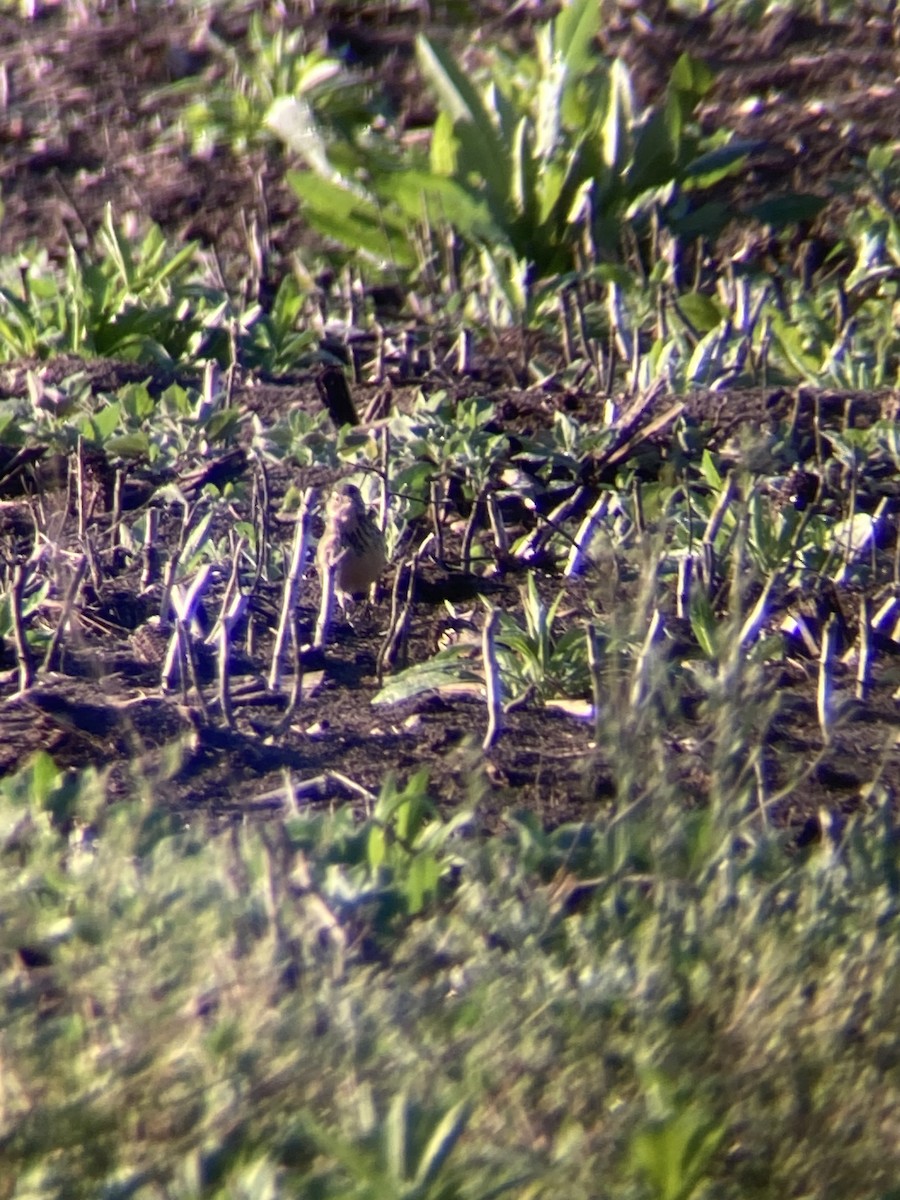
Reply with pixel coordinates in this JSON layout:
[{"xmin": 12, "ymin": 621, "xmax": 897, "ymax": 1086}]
[{"xmin": 2, "ymin": 747, "xmax": 900, "ymax": 1200}]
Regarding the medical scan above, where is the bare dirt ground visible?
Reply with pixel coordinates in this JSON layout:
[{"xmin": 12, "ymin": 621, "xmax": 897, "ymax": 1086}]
[{"xmin": 1, "ymin": 2, "xmax": 899, "ymax": 833}]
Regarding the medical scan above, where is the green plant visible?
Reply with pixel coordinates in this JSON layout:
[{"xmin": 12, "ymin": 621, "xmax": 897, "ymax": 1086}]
[
  {"xmin": 389, "ymin": 390, "xmax": 509, "ymax": 519},
  {"xmin": 494, "ymin": 575, "xmax": 591, "ymax": 702},
  {"xmin": 413, "ymin": 21, "xmax": 742, "ymax": 276},
  {"xmin": 0, "ymin": 207, "xmax": 213, "ymax": 364},
  {"xmin": 240, "ymin": 274, "xmax": 320, "ymax": 374},
  {"xmin": 277, "ymin": 0, "xmax": 757, "ymax": 312},
  {"xmin": 302, "ymin": 1091, "xmax": 480, "ymax": 1200},
  {"xmin": 179, "ymin": 13, "xmax": 356, "ymax": 155},
  {"xmin": 630, "ymin": 1077, "xmax": 725, "ymax": 1200},
  {"xmin": 0, "ymin": 575, "xmax": 51, "ymax": 651},
  {"xmin": 363, "ymin": 770, "xmax": 472, "ymax": 918},
  {"xmin": 0, "ymin": 371, "xmax": 242, "ymax": 481},
  {"xmin": 4, "ymin": 731, "xmax": 900, "ymax": 1197}
]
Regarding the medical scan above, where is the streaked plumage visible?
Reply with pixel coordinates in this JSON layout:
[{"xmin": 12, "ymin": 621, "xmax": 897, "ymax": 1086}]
[{"xmin": 316, "ymin": 483, "xmax": 387, "ymax": 606}]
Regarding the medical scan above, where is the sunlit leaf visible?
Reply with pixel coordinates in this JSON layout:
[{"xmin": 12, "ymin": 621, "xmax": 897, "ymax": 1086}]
[
  {"xmin": 381, "ymin": 170, "xmax": 499, "ymax": 244},
  {"xmin": 677, "ymin": 292, "xmax": 725, "ymax": 333},
  {"xmin": 669, "ymin": 53, "xmax": 715, "ymax": 100},
  {"xmin": 690, "ymin": 592, "xmax": 718, "ymax": 661},
  {"xmin": 555, "ymin": 0, "xmax": 602, "ymax": 77},
  {"xmin": 416, "ymin": 34, "xmax": 511, "ymax": 214},
  {"xmin": 511, "ymin": 116, "xmax": 535, "ymax": 222},
  {"xmin": 372, "ymin": 646, "xmax": 483, "ymax": 705},
  {"xmin": 770, "ymin": 312, "xmax": 824, "ymax": 379},
  {"xmin": 413, "ymin": 1098, "xmax": 472, "ymax": 1188},
  {"xmin": 286, "ymin": 171, "xmax": 417, "ymax": 266},
  {"xmin": 601, "ymin": 58, "xmax": 633, "ymax": 172},
  {"xmin": 105, "ymin": 432, "xmax": 151, "ymax": 459},
  {"xmin": 699, "ymin": 449, "xmax": 723, "ymax": 489},
  {"xmin": 91, "ymin": 401, "xmax": 122, "ymax": 441},
  {"xmin": 631, "ymin": 1101, "xmax": 725, "ymax": 1200},
  {"xmin": 430, "ymin": 109, "xmax": 458, "ymax": 176},
  {"xmin": 201, "ymin": 408, "xmax": 241, "ymax": 443}
]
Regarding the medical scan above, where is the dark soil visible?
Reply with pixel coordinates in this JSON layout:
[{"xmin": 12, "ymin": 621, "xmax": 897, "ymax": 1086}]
[{"xmin": 1, "ymin": 1, "xmax": 899, "ymax": 835}]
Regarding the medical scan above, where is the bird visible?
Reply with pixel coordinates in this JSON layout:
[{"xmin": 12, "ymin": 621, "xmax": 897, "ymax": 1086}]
[{"xmin": 315, "ymin": 482, "xmax": 387, "ymax": 610}]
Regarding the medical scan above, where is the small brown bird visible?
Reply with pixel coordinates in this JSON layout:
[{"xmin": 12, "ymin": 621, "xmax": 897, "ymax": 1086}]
[{"xmin": 316, "ymin": 482, "xmax": 387, "ymax": 608}]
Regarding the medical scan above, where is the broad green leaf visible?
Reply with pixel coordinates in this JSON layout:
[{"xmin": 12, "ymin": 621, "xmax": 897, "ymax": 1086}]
[
  {"xmin": 770, "ymin": 312, "xmax": 823, "ymax": 379},
  {"xmin": 628, "ymin": 108, "xmax": 677, "ymax": 194},
  {"xmin": 367, "ymin": 822, "xmax": 387, "ymax": 872},
  {"xmin": 0, "ymin": 286, "xmax": 37, "ymax": 325},
  {"xmin": 699, "ymin": 448, "xmax": 723, "ymax": 489},
  {"xmin": 372, "ymin": 646, "xmax": 482, "ymax": 705},
  {"xmin": 538, "ymin": 160, "xmax": 568, "ymax": 225},
  {"xmin": 585, "ymin": 261, "xmax": 644, "ymax": 288},
  {"xmin": 120, "ymin": 382, "xmax": 156, "ymax": 420},
  {"xmin": 535, "ymin": 49, "xmax": 565, "ymax": 159},
  {"xmin": 669, "ymin": 53, "xmax": 715, "ymax": 101},
  {"xmin": 561, "ymin": 57, "xmax": 606, "ymax": 131},
  {"xmin": 99, "ymin": 204, "xmax": 135, "ymax": 291},
  {"xmin": 564, "ymin": 172, "xmax": 592, "ymax": 230},
  {"xmin": 486, "ymin": 78, "xmax": 520, "ymax": 148},
  {"xmin": 555, "ymin": 0, "xmax": 602, "ymax": 77},
  {"xmin": 202, "ymin": 408, "xmax": 241, "ymax": 443},
  {"xmin": 105, "ymin": 432, "xmax": 151, "ymax": 459},
  {"xmin": 690, "ymin": 592, "xmax": 718, "ymax": 661},
  {"xmin": 389, "ymin": 460, "xmax": 435, "ymax": 513},
  {"xmin": 631, "ymin": 1104, "xmax": 725, "ymax": 1200},
  {"xmin": 867, "ymin": 143, "xmax": 894, "ymax": 176},
  {"xmin": 134, "ymin": 229, "xmax": 198, "ymax": 292},
  {"xmin": 677, "ymin": 292, "xmax": 725, "ymax": 333},
  {"xmin": 687, "ymin": 325, "xmax": 728, "ymax": 384},
  {"xmin": 29, "ymin": 751, "xmax": 63, "ymax": 809},
  {"xmin": 382, "ymin": 170, "xmax": 499, "ymax": 244},
  {"xmin": 416, "ymin": 35, "xmax": 510, "ymax": 213},
  {"xmin": 430, "ymin": 109, "xmax": 458, "ymax": 176},
  {"xmin": 91, "ymin": 401, "xmax": 122, "ymax": 441},
  {"xmin": 392, "ymin": 785, "xmax": 432, "ymax": 844},
  {"xmin": 0, "ymin": 413, "xmax": 19, "ymax": 440},
  {"xmin": 405, "ymin": 852, "xmax": 442, "ymax": 914},
  {"xmin": 667, "ymin": 200, "xmax": 731, "ymax": 240},
  {"xmin": 286, "ymin": 171, "xmax": 416, "ymax": 266},
  {"xmin": 496, "ymin": 627, "xmax": 537, "ymax": 660}
]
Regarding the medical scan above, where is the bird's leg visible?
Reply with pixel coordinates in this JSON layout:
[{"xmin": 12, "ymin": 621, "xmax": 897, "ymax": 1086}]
[{"xmin": 313, "ymin": 556, "xmax": 338, "ymax": 649}]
